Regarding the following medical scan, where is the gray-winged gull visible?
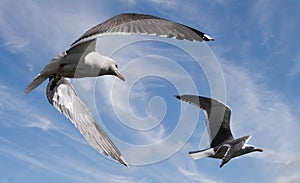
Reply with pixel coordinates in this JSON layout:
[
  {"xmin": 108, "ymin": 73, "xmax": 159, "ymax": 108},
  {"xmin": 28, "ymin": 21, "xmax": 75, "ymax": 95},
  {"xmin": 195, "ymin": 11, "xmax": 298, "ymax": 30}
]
[
  {"xmin": 25, "ymin": 13, "xmax": 213, "ymax": 166},
  {"xmin": 176, "ymin": 95, "xmax": 263, "ymax": 168}
]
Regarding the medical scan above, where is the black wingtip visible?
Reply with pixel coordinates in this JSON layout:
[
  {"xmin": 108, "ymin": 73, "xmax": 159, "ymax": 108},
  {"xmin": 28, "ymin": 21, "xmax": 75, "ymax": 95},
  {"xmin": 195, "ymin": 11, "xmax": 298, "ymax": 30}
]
[
  {"xmin": 203, "ymin": 37, "xmax": 214, "ymax": 41},
  {"xmin": 119, "ymin": 156, "xmax": 129, "ymax": 167},
  {"xmin": 219, "ymin": 163, "xmax": 224, "ymax": 168},
  {"xmin": 122, "ymin": 162, "xmax": 129, "ymax": 167},
  {"xmin": 174, "ymin": 95, "xmax": 181, "ymax": 100}
]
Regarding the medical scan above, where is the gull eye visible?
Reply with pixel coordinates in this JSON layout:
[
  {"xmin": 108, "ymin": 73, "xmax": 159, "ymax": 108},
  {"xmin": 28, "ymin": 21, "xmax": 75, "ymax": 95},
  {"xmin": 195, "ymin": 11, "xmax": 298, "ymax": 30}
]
[{"xmin": 115, "ymin": 64, "xmax": 118, "ymax": 69}]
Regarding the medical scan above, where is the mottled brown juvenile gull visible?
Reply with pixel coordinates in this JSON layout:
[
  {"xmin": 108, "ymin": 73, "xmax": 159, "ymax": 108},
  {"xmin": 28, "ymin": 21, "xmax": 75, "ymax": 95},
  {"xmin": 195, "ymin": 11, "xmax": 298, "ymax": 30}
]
[
  {"xmin": 176, "ymin": 95, "xmax": 263, "ymax": 168},
  {"xmin": 25, "ymin": 13, "xmax": 213, "ymax": 166}
]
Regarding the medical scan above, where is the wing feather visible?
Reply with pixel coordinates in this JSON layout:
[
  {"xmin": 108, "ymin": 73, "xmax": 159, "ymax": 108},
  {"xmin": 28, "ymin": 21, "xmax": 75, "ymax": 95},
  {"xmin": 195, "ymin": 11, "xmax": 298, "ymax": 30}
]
[
  {"xmin": 175, "ymin": 95, "xmax": 233, "ymax": 147},
  {"xmin": 47, "ymin": 77, "xmax": 128, "ymax": 166},
  {"xmin": 71, "ymin": 13, "xmax": 213, "ymax": 47}
]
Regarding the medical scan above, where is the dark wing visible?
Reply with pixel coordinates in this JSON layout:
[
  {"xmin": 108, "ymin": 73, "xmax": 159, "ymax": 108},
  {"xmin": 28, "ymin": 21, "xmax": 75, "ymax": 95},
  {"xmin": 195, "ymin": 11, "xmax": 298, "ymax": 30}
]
[
  {"xmin": 175, "ymin": 95, "xmax": 233, "ymax": 148},
  {"xmin": 71, "ymin": 13, "xmax": 213, "ymax": 47},
  {"xmin": 47, "ymin": 77, "xmax": 128, "ymax": 166},
  {"xmin": 66, "ymin": 39, "xmax": 96, "ymax": 55},
  {"xmin": 219, "ymin": 135, "xmax": 251, "ymax": 168}
]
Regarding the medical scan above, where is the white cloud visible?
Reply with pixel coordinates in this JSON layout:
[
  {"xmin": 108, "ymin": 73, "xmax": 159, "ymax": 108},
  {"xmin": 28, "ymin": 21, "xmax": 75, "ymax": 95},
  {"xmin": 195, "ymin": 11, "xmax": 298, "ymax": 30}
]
[
  {"xmin": 0, "ymin": 0, "xmax": 106, "ymax": 57},
  {"xmin": 23, "ymin": 116, "xmax": 55, "ymax": 131},
  {"xmin": 0, "ymin": 82, "xmax": 52, "ymax": 128},
  {"xmin": 176, "ymin": 161, "xmax": 218, "ymax": 183},
  {"xmin": 3, "ymin": 36, "xmax": 30, "ymax": 53},
  {"xmin": 276, "ymin": 167, "xmax": 300, "ymax": 183},
  {"xmin": 0, "ymin": 81, "xmax": 85, "ymax": 145}
]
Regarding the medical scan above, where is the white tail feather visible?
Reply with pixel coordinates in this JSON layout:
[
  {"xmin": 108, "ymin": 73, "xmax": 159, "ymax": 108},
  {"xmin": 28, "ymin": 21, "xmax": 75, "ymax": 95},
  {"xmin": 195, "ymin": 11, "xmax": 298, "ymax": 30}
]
[{"xmin": 189, "ymin": 148, "xmax": 215, "ymax": 160}]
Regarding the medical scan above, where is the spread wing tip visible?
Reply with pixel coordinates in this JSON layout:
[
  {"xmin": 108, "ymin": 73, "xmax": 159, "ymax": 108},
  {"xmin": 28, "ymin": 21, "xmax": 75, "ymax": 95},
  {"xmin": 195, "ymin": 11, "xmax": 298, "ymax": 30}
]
[
  {"xmin": 120, "ymin": 155, "xmax": 129, "ymax": 167},
  {"xmin": 174, "ymin": 95, "xmax": 181, "ymax": 100},
  {"xmin": 203, "ymin": 34, "xmax": 214, "ymax": 41}
]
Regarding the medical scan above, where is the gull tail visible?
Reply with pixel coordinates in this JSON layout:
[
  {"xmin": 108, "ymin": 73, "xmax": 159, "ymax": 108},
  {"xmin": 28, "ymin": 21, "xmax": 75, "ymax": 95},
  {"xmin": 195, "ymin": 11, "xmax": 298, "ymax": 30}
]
[
  {"xmin": 25, "ymin": 61, "xmax": 59, "ymax": 94},
  {"xmin": 189, "ymin": 148, "xmax": 215, "ymax": 160},
  {"xmin": 25, "ymin": 74, "xmax": 48, "ymax": 94}
]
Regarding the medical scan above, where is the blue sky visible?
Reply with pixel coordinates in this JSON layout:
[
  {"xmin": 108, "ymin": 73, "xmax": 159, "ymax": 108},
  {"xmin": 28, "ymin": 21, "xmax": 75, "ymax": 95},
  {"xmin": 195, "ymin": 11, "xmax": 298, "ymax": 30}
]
[{"xmin": 0, "ymin": 0, "xmax": 300, "ymax": 182}]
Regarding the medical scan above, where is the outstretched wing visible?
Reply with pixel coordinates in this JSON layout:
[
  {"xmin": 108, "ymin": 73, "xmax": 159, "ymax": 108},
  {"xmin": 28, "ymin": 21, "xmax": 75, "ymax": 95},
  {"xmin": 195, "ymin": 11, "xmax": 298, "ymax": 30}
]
[
  {"xmin": 71, "ymin": 13, "xmax": 213, "ymax": 47},
  {"xmin": 175, "ymin": 95, "xmax": 233, "ymax": 147},
  {"xmin": 47, "ymin": 77, "xmax": 128, "ymax": 166}
]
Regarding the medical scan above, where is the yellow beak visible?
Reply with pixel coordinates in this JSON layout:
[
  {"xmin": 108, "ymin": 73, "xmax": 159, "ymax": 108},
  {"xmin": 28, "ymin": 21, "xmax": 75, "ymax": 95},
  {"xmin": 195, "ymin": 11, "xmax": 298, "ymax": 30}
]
[{"xmin": 115, "ymin": 70, "xmax": 125, "ymax": 81}]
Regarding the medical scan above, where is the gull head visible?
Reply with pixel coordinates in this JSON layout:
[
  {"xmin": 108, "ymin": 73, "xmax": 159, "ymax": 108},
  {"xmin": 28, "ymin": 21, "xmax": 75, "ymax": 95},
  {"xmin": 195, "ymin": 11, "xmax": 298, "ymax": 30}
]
[
  {"xmin": 83, "ymin": 51, "xmax": 125, "ymax": 81},
  {"xmin": 243, "ymin": 144, "xmax": 263, "ymax": 153},
  {"xmin": 109, "ymin": 62, "xmax": 125, "ymax": 81}
]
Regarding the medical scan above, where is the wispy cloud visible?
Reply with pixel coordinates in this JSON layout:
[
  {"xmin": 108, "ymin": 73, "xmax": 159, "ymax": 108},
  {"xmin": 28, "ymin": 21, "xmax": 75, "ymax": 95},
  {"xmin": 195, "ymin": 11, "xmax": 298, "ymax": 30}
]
[
  {"xmin": 253, "ymin": 0, "xmax": 277, "ymax": 45},
  {"xmin": 276, "ymin": 164, "xmax": 300, "ymax": 183},
  {"xmin": 0, "ymin": 135, "xmax": 144, "ymax": 183},
  {"xmin": 0, "ymin": 81, "xmax": 53, "ymax": 129},
  {"xmin": 0, "ymin": 80, "xmax": 87, "ymax": 147},
  {"xmin": 0, "ymin": 0, "xmax": 106, "ymax": 58},
  {"xmin": 0, "ymin": 136, "xmax": 89, "ymax": 182},
  {"xmin": 175, "ymin": 156, "xmax": 218, "ymax": 183},
  {"xmin": 23, "ymin": 116, "xmax": 55, "ymax": 131}
]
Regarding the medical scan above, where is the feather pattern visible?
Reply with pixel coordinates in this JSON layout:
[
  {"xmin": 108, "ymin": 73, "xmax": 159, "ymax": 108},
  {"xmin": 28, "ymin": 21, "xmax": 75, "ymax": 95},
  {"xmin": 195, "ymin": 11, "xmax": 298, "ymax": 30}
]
[
  {"xmin": 47, "ymin": 77, "xmax": 128, "ymax": 166},
  {"xmin": 71, "ymin": 13, "xmax": 213, "ymax": 47},
  {"xmin": 175, "ymin": 95, "xmax": 233, "ymax": 147}
]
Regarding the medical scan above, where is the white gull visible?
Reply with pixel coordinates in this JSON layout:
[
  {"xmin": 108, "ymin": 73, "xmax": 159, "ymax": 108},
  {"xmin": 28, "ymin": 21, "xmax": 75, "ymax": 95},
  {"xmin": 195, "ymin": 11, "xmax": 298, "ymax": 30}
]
[{"xmin": 25, "ymin": 13, "xmax": 214, "ymax": 166}]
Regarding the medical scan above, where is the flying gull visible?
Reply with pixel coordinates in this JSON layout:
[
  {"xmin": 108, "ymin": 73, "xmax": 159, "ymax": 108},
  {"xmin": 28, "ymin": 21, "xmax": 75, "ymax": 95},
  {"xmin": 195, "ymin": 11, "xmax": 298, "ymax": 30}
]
[
  {"xmin": 175, "ymin": 95, "xmax": 263, "ymax": 168},
  {"xmin": 25, "ymin": 13, "xmax": 213, "ymax": 166}
]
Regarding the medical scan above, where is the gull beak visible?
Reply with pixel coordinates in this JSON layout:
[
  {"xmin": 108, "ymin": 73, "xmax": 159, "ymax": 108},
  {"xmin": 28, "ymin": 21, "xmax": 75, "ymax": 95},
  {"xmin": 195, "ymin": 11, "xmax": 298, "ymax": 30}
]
[
  {"xmin": 115, "ymin": 70, "xmax": 125, "ymax": 81},
  {"xmin": 255, "ymin": 148, "xmax": 263, "ymax": 152}
]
